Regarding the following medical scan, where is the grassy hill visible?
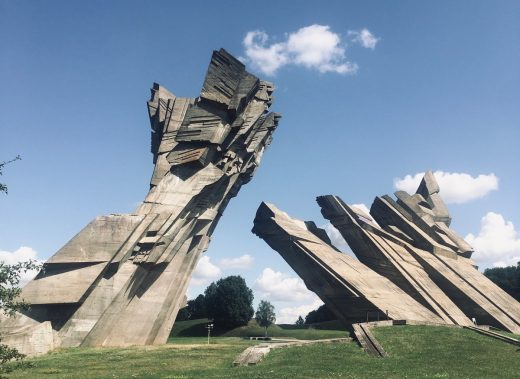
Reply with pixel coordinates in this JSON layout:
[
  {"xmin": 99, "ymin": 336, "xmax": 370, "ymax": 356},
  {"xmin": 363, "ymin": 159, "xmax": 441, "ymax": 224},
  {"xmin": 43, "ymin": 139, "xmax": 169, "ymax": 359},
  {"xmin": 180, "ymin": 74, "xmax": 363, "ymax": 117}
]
[
  {"xmin": 170, "ymin": 318, "xmax": 349, "ymax": 340},
  {"xmin": 5, "ymin": 325, "xmax": 520, "ymax": 378}
]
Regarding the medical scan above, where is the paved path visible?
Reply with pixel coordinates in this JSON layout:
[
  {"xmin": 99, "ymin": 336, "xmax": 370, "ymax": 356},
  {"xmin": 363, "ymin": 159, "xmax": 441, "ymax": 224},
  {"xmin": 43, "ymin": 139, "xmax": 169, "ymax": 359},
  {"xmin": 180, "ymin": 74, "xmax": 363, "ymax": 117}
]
[{"xmin": 232, "ymin": 338, "xmax": 351, "ymax": 366}]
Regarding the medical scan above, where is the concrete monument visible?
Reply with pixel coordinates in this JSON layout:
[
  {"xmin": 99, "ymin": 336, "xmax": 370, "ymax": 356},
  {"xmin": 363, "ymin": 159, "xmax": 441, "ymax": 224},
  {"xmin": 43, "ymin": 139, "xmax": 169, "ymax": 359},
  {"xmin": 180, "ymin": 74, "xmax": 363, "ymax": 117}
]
[
  {"xmin": 253, "ymin": 172, "xmax": 520, "ymax": 333},
  {"xmin": 1, "ymin": 49, "xmax": 281, "ymax": 355}
]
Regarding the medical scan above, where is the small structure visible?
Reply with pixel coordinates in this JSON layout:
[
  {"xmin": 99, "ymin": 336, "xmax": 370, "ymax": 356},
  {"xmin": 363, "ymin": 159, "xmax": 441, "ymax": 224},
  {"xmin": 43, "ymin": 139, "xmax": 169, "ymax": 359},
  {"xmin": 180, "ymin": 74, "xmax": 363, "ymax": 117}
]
[{"xmin": 253, "ymin": 172, "xmax": 520, "ymax": 334}]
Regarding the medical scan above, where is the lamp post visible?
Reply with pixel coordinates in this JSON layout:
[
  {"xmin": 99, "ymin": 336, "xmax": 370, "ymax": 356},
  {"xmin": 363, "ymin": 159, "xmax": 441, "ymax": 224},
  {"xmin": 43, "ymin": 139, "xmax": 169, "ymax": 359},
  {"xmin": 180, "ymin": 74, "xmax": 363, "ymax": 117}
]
[{"xmin": 206, "ymin": 322, "xmax": 214, "ymax": 345}]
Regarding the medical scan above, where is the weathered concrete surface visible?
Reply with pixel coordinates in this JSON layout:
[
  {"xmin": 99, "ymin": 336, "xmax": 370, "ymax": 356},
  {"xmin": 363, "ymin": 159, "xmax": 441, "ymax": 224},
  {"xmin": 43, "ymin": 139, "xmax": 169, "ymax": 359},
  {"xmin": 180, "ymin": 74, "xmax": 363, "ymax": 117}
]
[
  {"xmin": 253, "ymin": 171, "xmax": 520, "ymax": 335},
  {"xmin": 318, "ymin": 195, "xmax": 472, "ymax": 327},
  {"xmin": 317, "ymin": 172, "xmax": 520, "ymax": 334},
  {"xmin": 5, "ymin": 49, "xmax": 281, "ymax": 354},
  {"xmin": 0, "ymin": 313, "xmax": 56, "ymax": 356},
  {"xmin": 352, "ymin": 322, "xmax": 387, "ymax": 357},
  {"xmin": 232, "ymin": 338, "xmax": 351, "ymax": 366},
  {"xmin": 252, "ymin": 202, "xmax": 443, "ymax": 326}
]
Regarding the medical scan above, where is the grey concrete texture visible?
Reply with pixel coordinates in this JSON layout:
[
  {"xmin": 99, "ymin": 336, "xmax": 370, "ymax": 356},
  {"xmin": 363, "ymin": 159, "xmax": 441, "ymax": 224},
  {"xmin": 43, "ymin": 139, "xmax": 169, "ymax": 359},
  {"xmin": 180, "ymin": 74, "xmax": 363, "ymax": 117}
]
[
  {"xmin": 252, "ymin": 202, "xmax": 443, "ymax": 325},
  {"xmin": 3, "ymin": 49, "xmax": 281, "ymax": 355},
  {"xmin": 253, "ymin": 171, "xmax": 520, "ymax": 334}
]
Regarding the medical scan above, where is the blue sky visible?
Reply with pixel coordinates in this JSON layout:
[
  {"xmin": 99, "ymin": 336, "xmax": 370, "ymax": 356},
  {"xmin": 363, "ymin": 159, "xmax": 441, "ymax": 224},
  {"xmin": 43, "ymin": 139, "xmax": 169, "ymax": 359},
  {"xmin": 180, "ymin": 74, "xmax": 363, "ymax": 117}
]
[{"xmin": 1, "ymin": 1, "xmax": 519, "ymax": 323}]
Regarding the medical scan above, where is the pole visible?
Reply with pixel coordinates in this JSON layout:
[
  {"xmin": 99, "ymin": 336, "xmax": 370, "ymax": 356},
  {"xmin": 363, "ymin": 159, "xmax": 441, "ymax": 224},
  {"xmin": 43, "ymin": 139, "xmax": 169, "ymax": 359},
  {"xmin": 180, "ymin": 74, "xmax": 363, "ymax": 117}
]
[{"xmin": 206, "ymin": 322, "xmax": 213, "ymax": 345}]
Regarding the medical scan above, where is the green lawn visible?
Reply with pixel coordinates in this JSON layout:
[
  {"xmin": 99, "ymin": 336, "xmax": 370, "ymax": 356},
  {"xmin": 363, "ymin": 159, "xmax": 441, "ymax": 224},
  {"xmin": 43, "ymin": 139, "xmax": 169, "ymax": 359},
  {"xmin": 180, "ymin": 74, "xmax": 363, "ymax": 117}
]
[
  {"xmin": 5, "ymin": 325, "xmax": 520, "ymax": 378},
  {"xmin": 489, "ymin": 328, "xmax": 520, "ymax": 340},
  {"xmin": 170, "ymin": 318, "xmax": 350, "ymax": 340}
]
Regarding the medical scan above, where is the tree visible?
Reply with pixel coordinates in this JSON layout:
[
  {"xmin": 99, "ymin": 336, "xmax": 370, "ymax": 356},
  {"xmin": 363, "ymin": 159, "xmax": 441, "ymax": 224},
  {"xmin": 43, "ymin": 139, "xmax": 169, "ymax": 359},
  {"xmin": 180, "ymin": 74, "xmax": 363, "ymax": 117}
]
[
  {"xmin": 0, "ymin": 156, "xmax": 21, "ymax": 195},
  {"xmin": 255, "ymin": 300, "xmax": 276, "ymax": 337},
  {"xmin": 484, "ymin": 262, "xmax": 520, "ymax": 301},
  {"xmin": 175, "ymin": 294, "xmax": 207, "ymax": 321},
  {"xmin": 204, "ymin": 276, "xmax": 254, "ymax": 329},
  {"xmin": 175, "ymin": 307, "xmax": 190, "ymax": 321},
  {"xmin": 187, "ymin": 294, "xmax": 207, "ymax": 319},
  {"xmin": 295, "ymin": 316, "xmax": 305, "ymax": 327},
  {"xmin": 0, "ymin": 259, "xmax": 40, "ymax": 376},
  {"xmin": 1, "ymin": 155, "xmax": 40, "ymax": 375},
  {"xmin": 305, "ymin": 304, "xmax": 336, "ymax": 324}
]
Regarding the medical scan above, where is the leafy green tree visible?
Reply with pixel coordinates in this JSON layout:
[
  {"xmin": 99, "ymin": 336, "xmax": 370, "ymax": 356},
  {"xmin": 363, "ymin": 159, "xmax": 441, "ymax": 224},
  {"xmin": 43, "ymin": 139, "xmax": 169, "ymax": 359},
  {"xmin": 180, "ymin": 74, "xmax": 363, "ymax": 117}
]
[
  {"xmin": 204, "ymin": 276, "xmax": 254, "ymax": 329},
  {"xmin": 0, "ymin": 156, "xmax": 21, "ymax": 195},
  {"xmin": 0, "ymin": 261, "xmax": 40, "ymax": 317},
  {"xmin": 175, "ymin": 294, "xmax": 207, "ymax": 321},
  {"xmin": 484, "ymin": 262, "xmax": 520, "ymax": 301},
  {"xmin": 187, "ymin": 294, "xmax": 207, "ymax": 319},
  {"xmin": 305, "ymin": 304, "xmax": 336, "ymax": 324},
  {"xmin": 1, "ymin": 155, "xmax": 40, "ymax": 376},
  {"xmin": 255, "ymin": 300, "xmax": 276, "ymax": 337},
  {"xmin": 175, "ymin": 306, "xmax": 190, "ymax": 321},
  {"xmin": 0, "ymin": 259, "xmax": 40, "ymax": 376},
  {"xmin": 295, "ymin": 315, "xmax": 305, "ymax": 327}
]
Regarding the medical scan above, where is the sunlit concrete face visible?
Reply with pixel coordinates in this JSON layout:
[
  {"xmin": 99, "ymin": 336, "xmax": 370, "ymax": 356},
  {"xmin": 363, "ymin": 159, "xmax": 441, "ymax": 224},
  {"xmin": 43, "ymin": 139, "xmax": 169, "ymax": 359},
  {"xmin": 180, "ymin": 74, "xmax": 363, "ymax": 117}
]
[
  {"xmin": 0, "ymin": 49, "xmax": 281, "ymax": 355},
  {"xmin": 254, "ymin": 172, "xmax": 520, "ymax": 334}
]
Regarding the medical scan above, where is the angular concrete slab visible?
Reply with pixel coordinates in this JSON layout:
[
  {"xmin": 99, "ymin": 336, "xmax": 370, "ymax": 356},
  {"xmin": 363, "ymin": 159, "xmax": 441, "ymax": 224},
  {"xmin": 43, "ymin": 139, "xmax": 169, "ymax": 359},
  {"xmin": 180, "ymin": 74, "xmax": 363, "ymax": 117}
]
[
  {"xmin": 7, "ymin": 48, "xmax": 282, "ymax": 355},
  {"xmin": 318, "ymin": 172, "xmax": 520, "ymax": 334},
  {"xmin": 252, "ymin": 202, "xmax": 443, "ymax": 325}
]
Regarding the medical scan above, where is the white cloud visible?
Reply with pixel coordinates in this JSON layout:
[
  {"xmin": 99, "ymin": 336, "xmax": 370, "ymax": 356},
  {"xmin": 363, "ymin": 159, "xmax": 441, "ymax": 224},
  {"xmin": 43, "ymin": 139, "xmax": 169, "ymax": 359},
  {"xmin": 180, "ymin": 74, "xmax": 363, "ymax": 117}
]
[
  {"xmin": 352, "ymin": 203, "xmax": 371, "ymax": 218},
  {"xmin": 321, "ymin": 203, "xmax": 373, "ymax": 254},
  {"xmin": 255, "ymin": 268, "xmax": 316, "ymax": 302},
  {"xmin": 243, "ymin": 25, "xmax": 360, "ymax": 76},
  {"xmin": 218, "ymin": 254, "xmax": 254, "ymax": 270},
  {"xmin": 277, "ymin": 298, "xmax": 323, "ymax": 324},
  {"xmin": 243, "ymin": 31, "xmax": 289, "ymax": 76},
  {"xmin": 348, "ymin": 28, "xmax": 380, "ymax": 49},
  {"xmin": 465, "ymin": 212, "xmax": 520, "ymax": 268},
  {"xmin": 394, "ymin": 171, "xmax": 498, "ymax": 204},
  {"xmin": 190, "ymin": 255, "xmax": 222, "ymax": 286},
  {"xmin": 0, "ymin": 246, "xmax": 43, "ymax": 287},
  {"xmin": 322, "ymin": 223, "xmax": 351, "ymax": 253}
]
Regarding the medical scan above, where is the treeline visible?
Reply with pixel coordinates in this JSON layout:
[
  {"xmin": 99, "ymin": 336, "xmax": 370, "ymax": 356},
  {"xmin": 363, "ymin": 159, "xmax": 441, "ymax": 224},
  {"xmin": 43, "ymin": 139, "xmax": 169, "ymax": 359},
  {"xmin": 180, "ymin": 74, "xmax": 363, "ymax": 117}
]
[
  {"xmin": 484, "ymin": 262, "xmax": 520, "ymax": 301},
  {"xmin": 179, "ymin": 261, "xmax": 520, "ymax": 329},
  {"xmin": 178, "ymin": 274, "xmax": 337, "ymax": 326}
]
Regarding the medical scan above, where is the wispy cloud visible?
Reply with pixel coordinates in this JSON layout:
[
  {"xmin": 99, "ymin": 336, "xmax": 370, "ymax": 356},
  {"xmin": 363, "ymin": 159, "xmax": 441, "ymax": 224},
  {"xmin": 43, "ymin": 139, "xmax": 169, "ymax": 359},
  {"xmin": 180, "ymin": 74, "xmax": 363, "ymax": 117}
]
[
  {"xmin": 348, "ymin": 28, "xmax": 380, "ymax": 49},
  {"xmin": 243, "ymin": 25, "xmax": 378, "ymax": 76},
  {"xmin": 190, "ymin": 256, "xmax": 222, "ymax": 286},
  {"xmin": 218, "ymin": 254, "xmax": 254, "ymax": 270},
  {"xmin": 394, "ymin": 171, "xmax": 498, "ymax": 204},
  {"xmin": 466, "ymin": 212, "xmax": 520, "ymax": 268},
  {"xmin": 322, "ymin": 223, "xmax": 351, "ymax": 253},
  {"xmin": 277, "ymin": 298, "xmax": 323, "ymax": 324},
  {"xmin": 0, "ymin": 246, "xmax": 43, "ymax": 287},
  {"xmin": 255, "ymin": 267, "xmax": 316, "ymax": 302}
]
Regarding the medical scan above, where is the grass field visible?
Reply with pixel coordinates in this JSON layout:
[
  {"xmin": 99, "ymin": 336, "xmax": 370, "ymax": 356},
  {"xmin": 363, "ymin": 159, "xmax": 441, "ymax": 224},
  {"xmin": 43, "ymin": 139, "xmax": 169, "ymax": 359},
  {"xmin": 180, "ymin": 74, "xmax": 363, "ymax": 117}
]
[
  {"xmin": 489, "ymin": 328, "xmax": 520, "ymax": 340},
  {"xmin": 5, "ymin": 325, "xmax": 520, "ymax": 378},
  {"xmin": 170, "ymin": 318, "xmax": 350, "ymax": 340}
]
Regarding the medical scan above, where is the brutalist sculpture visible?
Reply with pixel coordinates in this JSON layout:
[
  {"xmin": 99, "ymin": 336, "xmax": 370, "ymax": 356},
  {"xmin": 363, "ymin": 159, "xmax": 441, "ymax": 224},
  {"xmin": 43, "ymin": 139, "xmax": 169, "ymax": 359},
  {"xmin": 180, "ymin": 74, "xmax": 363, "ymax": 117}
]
[
  {"xmin": 1, "ymin": 49, "xmax": 281, "ymax": 354},
  {"xmin": 254, "ymin": 172, "xmax": 520, "ymax": 333},
  {"xmin": 252, "ymin": 202, "xmax": 443, "ymax": 325}
]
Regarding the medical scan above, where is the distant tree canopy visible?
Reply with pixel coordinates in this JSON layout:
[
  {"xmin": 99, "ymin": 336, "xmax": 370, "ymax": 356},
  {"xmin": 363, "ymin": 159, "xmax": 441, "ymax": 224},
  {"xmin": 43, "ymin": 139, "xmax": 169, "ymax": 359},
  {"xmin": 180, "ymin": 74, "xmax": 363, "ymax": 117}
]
[
  {"xmin": 187, "ymin": 294, "xmax": 207, "ymax": 320},
  {"xmin": 175, "ymin": 294, "xmax": 208, "ymax": 322},
  {"xmin": 484, "ymin": 262, "xmax": 520, "ymax": 301},
  {"xmin": 255, "ymin": 300, "xmax": 276, "ymax": 336},
  {"xmin": 305, "ymin": 304, "xmax": 337, "ymax": 324},
  {"xmin": 204, "ymin": 275, "xmax": 254, "ymax": 329},
  {"xmin": 295, "ymin": 316, "xmax": 305, "ymax": 327},
  {"xmin": 175, "ymin": 306, "xmax": 190, "ymax": 322}
]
